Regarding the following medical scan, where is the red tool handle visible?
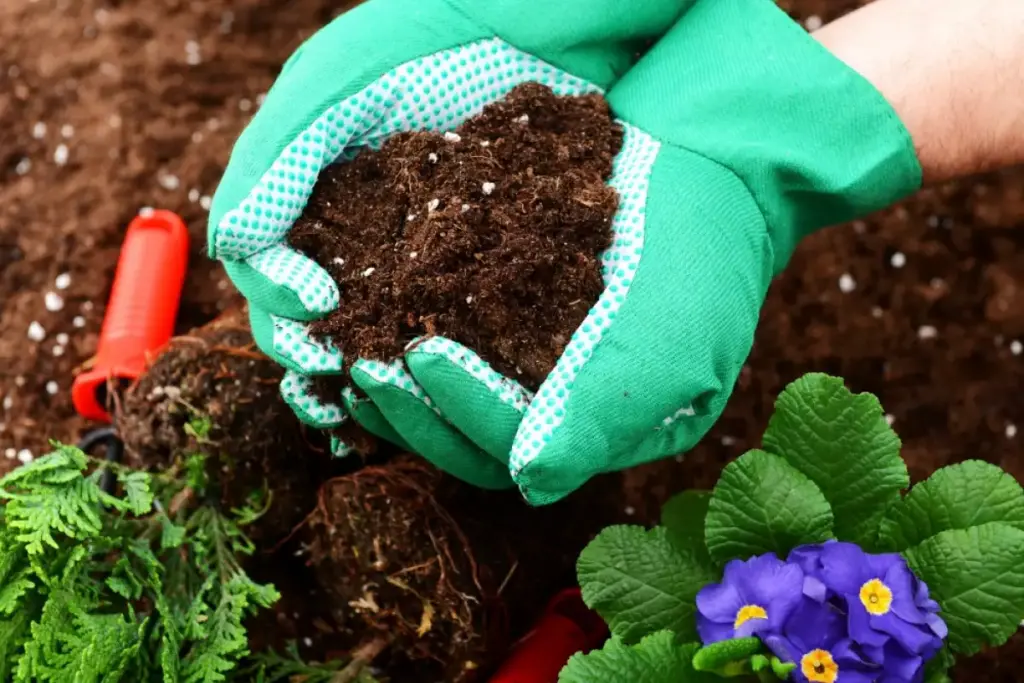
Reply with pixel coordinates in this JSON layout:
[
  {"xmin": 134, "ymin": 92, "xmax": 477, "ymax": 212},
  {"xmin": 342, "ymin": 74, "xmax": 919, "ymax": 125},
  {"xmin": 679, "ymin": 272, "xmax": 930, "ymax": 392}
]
[
  {"xmin": 488, "ymin": 588, "xmax": 608, "ymax": 683},
  {"xmin": 72, "ymin": 210, "xmax": 189, "ymax": 422}
]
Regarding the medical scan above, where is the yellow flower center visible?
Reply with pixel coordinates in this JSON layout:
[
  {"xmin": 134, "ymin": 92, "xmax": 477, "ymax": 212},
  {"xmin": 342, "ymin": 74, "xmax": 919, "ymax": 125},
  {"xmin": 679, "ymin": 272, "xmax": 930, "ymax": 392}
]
[
  {"xmin": 733, "ymin": 604, "xmax": 768, "ymax": 630},
  {"xmin": 801, "ymin": 649, "xmax": 839, "ymax": 683},
  {"xmin": 859, "ymin": 578, "xmax": 893, "ymax": 616}
]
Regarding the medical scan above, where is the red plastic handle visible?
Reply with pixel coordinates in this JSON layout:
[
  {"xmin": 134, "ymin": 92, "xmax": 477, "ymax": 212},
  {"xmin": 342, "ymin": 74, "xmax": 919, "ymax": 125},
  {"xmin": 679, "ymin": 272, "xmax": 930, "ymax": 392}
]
[
  {"xmin": 488, "ymin": 588, "xmax": 608, "ymax": 683},
  {"xmin": 72, "ymin": 210, "xmax": 189, "ymax": 422}
]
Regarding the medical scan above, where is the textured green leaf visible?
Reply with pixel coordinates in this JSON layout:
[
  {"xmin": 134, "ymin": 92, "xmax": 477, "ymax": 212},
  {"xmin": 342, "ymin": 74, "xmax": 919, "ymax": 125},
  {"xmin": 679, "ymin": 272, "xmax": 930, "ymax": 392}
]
[
  {"xmin": 577, "ymin": 525, "xmax": 718, "ymax": 644},
  {"xmin": 118, "ymin": 471, "xmax": 154, "ymax": 516},
  {"xmin": 691, "ymin": 637, "xmax": 761, "ymax": 674},
  {"xmin": 903, "ymin": 522, "xmax": 1024, "ymax": 655},
  {"xmin": 923, "ymin": 647, "xmax": 954, "ymax": 683},
  {"xmin": 661, "ymin": 490, "xmax": 713, "ymax": 565},
  {"xmin": 559, "ymin": 633, "xmax": 715, "ymax": 683},
  {"xmin": 161, "ymin": 516, "xmax": 187, "ymax": 550},
  {"xmin": 761, "ymin": 373, "xmax": 908, "ymax": 548},
  {"xmin": 704, "ymin": 450, "xmax": 833, "ymax": 564},
  {"xmin": 878, "ymin": 460, "xmax": 1024, "ymax": 551}
]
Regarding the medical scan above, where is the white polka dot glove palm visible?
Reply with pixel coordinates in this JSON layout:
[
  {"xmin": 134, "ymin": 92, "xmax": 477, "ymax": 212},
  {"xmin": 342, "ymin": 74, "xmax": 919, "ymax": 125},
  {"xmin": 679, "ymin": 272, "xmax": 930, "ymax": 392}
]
[{"xmin": 208, "ymin": 0, "xmax": 690, "ymax": 494}]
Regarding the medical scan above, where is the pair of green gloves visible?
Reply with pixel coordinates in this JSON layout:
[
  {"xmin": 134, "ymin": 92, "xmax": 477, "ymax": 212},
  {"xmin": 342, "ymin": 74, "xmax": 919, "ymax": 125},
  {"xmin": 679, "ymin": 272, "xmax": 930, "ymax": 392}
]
[{"xmin": 208, "ymin": 0, "xmax": 921, "ymax": 505}]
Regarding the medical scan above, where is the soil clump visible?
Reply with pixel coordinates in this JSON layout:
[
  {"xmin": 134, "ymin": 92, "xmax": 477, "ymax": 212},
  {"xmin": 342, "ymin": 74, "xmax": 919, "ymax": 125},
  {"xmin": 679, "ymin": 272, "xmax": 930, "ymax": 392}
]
[
  {"xmin": 303, "ymin": 456, "xmax": 620, "ymax": 681},
  {"xmin": 118, "ymin": 310, "xmax": 334, "ymax": 543}
]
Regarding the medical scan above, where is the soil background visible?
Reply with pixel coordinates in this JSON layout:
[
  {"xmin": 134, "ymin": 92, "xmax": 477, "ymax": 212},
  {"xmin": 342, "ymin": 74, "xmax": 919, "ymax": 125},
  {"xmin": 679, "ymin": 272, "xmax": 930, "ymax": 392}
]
[{"xmin": 1, "ymin": 0, "xmax": 1023, "ymax": 680}]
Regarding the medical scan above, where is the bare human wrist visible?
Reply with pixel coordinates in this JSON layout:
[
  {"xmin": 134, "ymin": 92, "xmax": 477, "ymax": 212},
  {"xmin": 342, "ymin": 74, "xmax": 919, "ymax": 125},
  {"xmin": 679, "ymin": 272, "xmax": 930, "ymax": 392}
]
[{"xmin": 812, "ymin": 0, "xmax": 1024, "ymax": 185}]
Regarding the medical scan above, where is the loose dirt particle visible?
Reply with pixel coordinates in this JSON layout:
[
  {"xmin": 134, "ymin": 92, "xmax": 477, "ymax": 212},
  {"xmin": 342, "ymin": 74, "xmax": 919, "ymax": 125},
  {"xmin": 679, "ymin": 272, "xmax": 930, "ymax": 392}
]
[{"xmin": 289, "ymin": 83, "xmax": 622, "ymax": 394}]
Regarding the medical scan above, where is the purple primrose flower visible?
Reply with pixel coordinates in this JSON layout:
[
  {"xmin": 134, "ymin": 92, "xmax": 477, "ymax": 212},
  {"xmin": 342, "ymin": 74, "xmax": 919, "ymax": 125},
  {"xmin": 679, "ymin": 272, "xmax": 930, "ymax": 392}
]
[
  {"xmin": 764, "ymin": 597, "xmax": 880, "ymax": 683},
  {"xmin": 695, "ymin": 553, "xmax": 804, "ymax": 643},
  {"xmin": 788, "ymin": 541, "xmax": 947, "ymax": 661}
]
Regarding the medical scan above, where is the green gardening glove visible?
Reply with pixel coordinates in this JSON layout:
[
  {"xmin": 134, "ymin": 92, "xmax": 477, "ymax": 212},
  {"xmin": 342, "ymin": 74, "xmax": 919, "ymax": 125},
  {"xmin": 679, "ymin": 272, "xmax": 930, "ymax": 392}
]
[
  {"xmin": 207, "ymin": 0, "xmax": 689, "ymax": 489},
  {"xmin": 508, "ymin": 0, "xmax": 923, "ymax": 503}
]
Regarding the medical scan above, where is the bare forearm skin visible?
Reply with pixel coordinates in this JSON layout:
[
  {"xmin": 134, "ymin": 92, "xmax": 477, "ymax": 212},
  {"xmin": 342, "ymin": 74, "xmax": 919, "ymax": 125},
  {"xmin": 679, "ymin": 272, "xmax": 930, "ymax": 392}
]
[{"xmin": 813, "ymin": 0, "xmax": 1024, "ymax": 185}]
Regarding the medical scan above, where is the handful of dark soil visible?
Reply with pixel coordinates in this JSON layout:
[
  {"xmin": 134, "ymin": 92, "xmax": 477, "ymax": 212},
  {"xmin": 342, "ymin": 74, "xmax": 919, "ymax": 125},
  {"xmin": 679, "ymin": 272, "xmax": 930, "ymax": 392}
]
[
  {"xmin": 303, "ymin": 456, "xmax": 620, "ymax": 681},
  {"xmin": 289, "ymin": 82, "xmax": 623, "ymax": 393},
  {"xmin": 117, "ymin": 310, "xmax": 334, "ymax": 543}
]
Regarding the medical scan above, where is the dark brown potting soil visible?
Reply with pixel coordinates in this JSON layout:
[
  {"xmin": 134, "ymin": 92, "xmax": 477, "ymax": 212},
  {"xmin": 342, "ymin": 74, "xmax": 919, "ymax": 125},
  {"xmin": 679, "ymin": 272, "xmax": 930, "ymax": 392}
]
[
  {"xmin": 117, "ymin": 309, "xmax": 336, "ymax": 543},
  {"xmin": 303, "ymin": 456, "xmax": 621, "ymax": 682},
  {"xmin": 3, "ymin": 0, "xmax": 1024, "ymax": 681},
  {"xmin": 288, "ymin": 82, "xmax": 622, "ymax": 393}
]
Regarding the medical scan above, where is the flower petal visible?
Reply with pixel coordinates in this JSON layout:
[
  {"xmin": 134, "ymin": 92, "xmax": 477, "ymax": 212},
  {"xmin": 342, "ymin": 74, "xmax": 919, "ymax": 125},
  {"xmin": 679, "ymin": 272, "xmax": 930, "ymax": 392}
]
[
  {"xmin": 788, "ymin": 542, "xmax": 829, "ymax": 574},
  {"xmin": 697, "ymin": 615, "xmax": 736, "ymax": 645},
  {"xmin": 848, "ymin": 597, "xmax": 890, "ymax": 648},
  {"xmin": 803, "ymin": 575, "xmax": 828, "ymax": 603},
  {"xmin": 784, "ymin": 597, "xmax": 847, "ymax": 653},
  {"xmin": 736, "ymin": 615, "xmax": 772, "ymax": 639},
  {"xmin": 880, "ymin": 640, "xmax": 924, "ymax": 681},
  {"xmin": 763, "ymin": 633, "xmax": 800, "ymax": 665},
  {"xmin": 873, "ymin": 612, "xmax": 937, "ymax": 655},
  {"xmin": 926, "ymin": 613, "xmax": 949, "ymax": 640},
  {"xmin": 696, "ymin": 579, "xmax": 743, "ymax": 623},
  {"xmin": 886, "ymin": 563, "xmax": 928, "ymax": 625},
  {"xmin": 820, "ymin": 542, "xmax": 871, "ymax": 594}
]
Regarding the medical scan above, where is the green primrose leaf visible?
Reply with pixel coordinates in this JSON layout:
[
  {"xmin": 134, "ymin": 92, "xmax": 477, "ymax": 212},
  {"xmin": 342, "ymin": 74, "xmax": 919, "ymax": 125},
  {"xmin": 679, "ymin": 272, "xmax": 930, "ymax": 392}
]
[
  {"xmin": 559, "ymin": 633, "xmax": 716, "ymax": 683},
  {"xmin": 577, "ymin": 525, "xmax": 718, "ymax": 644},
  {"xmin": 903, "ymin": 522, "xmax": 1024, "ymax": 655},
  {"xmin": 877, "ymin": 460, "xmax": 1024, "ymax": 552},
  {"xmin": 661, "ymin": 490, "xmax": 714, "ymax": 566},
  {"xmin": 691, "ymin": 637, "xmax": 762, "ymax": 675},
  {"xmin": 704, "ymin": 450, "xmax": 833, "ymax": 564},
  {"xmin": 923, "ymin": 647, "xmax": 955, "ymax": 683},
  {"xmin": 761, "ymin": 373, "xmax": 908, "ymax": 549}
]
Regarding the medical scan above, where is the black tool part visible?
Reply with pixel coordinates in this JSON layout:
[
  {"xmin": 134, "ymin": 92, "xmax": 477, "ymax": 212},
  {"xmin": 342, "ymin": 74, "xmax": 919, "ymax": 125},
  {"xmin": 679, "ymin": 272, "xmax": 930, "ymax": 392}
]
[{"xmin": 77, "ymin": 425, "xmax": 124, "ymax": 494}]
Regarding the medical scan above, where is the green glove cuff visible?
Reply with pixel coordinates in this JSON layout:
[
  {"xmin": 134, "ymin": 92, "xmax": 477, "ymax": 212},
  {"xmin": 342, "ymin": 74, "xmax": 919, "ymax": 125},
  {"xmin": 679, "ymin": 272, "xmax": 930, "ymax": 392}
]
[{"xmin": 608, "ymin": 0, "xmax": 922, "ymax": 273}]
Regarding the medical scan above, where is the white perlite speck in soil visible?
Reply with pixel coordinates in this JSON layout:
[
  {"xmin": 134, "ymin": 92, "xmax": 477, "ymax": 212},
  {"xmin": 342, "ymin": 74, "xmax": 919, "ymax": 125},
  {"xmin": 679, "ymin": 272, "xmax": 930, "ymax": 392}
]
[
  {"xmin": 17, "ymin": 449, "xmax": 33, "ymax": 464},
  {"xmin": 54, "ymin": 144, "xmax": 69, "ymax": 166},
  {"xmin": 1007, "ymin": 424, "xmax": 1018, "ymax": 439},
  {"xmin": 15, "ymin": 158, "xmax": 31, "ymax": 175},
  {"xmin": 158, "ymin": 173, "xmax": 180, "ymax": 191},
  {"xmin": 838, "ymin": 273, "xmax": 856, "ymax": 293},
  {"xmin": 44, "ymin": 292, "xmax": 64, "ymax": 311},
  {"xmin": 73, "ymin": 315, "xmax": 86, "ymax": 328},
  {"xmin": 890, "ymin": 252, "xmax": 906, "ymax": 268},
  {"xmin": 27, "ymin": 321, "xmax": 46, "ymax": 341},
  {"xmin": 481, "ymin": 182, "xmax": 496, "ymax": 195},
  {"xmin": 46, "ymin": 381, "xmax": 59, "ymax": 395},
  {"xmin": 32, "ymin": 122, "xmax": 47, "ymax": 139},
  {"xmin": 55, "ymin": 272, "xmax": 71, "ymax": 290},
  {"xmin": 1011, "ymin": 340, "xmax": 1022, "ymax": 356},
  {"xmin": 918, "ymin": 325, "xmax": 938, "ymax": 340}
]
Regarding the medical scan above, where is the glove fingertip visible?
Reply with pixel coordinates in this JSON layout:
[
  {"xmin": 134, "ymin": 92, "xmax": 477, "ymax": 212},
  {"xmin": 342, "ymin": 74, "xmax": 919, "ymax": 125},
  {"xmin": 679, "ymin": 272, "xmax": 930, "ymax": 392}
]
[{"xmin": 280, "ymin": 370, "xmax": 347, "ymax": 429}]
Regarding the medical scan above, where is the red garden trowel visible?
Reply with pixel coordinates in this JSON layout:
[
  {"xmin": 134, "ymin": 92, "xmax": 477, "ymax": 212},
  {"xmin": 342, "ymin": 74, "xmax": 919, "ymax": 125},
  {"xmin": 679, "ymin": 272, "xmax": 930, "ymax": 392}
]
[
  {"xmin": 488, "ymin": 588, "xmax": 608, "ymax": 683},
  {"xmin": 70, "ymin": 209, "xmax": 188, "ymax": 480},
  {"xmin": 72, "ymin": 209, "xmax": 189, "ymax": 422}
]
